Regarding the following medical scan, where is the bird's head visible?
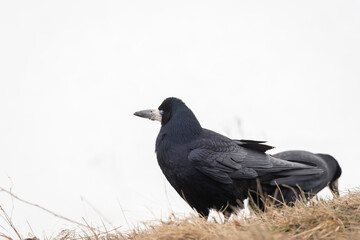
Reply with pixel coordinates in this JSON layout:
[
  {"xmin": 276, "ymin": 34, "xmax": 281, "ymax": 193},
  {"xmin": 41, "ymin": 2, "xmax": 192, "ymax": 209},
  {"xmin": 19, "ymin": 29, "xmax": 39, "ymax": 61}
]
[
  {"xmin": 329, "ymin": 163, "xmax": 342, "ymax": 197},
  {"xmin": 135, "ymin": 97, "xmax": 202, "ymax": 144},
  {"xmin": 317, "ymin": 153, "xmax": 342, "ymax": 197},
  {"xmin": 134, "ymin": 97, "xmax": 201, "ymax": 132},
  {"xmin": 134, "ymin": 97, "xmax": 189, "ymax": 125}
]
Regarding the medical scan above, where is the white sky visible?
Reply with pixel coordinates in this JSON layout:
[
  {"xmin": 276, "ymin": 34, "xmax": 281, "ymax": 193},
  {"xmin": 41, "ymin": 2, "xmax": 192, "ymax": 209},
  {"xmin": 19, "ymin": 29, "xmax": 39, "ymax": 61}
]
[{"xmin": 0, "ymin": 0, "xmax": 360, "ymax": 238}]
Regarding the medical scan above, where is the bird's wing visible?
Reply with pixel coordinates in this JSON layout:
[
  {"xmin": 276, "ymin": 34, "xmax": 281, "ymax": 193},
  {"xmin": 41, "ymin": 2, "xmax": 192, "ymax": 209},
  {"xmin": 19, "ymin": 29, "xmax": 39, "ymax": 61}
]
[
  {"xmin": 233, "ymin": 140, "xmax": 324, "ymax": 176},
  {"xmin": 273, "ymin": 150, "xmax": 323, "ymax": 166},
  {"xmin": 189, "ymin": 146, "xmax": 258, "ymax": 184},
  {"xmin": 188, "ymin": 136, "xmax": 323, "ymax": 186}
]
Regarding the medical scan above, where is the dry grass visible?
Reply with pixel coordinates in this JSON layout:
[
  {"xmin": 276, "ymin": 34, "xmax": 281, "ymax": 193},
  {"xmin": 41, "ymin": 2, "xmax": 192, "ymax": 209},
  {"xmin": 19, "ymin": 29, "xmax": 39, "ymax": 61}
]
[
  {"xmin": 124, "ymin": 190, "xmax": 360, "ymax": 240},
  {"xmin": 3, "ymin": 190, "xmax": 360, "ymax": 240}
]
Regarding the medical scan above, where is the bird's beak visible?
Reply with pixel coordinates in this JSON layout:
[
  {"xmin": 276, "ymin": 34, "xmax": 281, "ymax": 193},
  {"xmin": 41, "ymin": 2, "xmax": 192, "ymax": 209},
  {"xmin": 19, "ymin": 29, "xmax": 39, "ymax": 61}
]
[
  {"xmin": 329, "ymin": 178, "xmax": 340, "ymax": 197},
  {"xmin": 134, "ymin": 109, "xmax": 162, "ymax": 122}
]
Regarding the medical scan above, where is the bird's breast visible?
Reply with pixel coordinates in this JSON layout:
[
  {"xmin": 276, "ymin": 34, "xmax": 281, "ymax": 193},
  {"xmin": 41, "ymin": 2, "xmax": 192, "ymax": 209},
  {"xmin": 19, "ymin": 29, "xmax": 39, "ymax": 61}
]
[{"xmin": 156, "ymin": 141, "xmax": 192, "ymax": 185}]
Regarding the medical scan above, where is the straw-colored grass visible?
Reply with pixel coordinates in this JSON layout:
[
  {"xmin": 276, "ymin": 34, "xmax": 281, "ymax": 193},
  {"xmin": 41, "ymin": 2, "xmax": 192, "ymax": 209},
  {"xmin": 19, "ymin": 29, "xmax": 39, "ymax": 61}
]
[
  {"xmin": 3, "ymin": 190, "xmax": 360, "ymax": 240},
  {"xmin": 124, "ymin": 190, "xmax": 360, "ymax": 240}
]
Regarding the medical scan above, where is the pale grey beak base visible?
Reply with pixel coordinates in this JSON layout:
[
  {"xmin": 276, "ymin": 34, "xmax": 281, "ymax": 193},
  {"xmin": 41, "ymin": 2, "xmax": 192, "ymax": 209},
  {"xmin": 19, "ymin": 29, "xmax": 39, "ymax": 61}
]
[
  {"xmin": 134, "ymin": 109, "xmax": 162, "ymax": 122},
  {"xmin": 329, "ymin": 178, "xmax": 340, "ymax": 197}
]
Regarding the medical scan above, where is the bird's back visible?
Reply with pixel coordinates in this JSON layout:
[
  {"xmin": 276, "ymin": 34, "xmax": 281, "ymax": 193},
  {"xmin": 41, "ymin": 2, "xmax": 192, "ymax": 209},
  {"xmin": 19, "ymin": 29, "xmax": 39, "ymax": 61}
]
[{"xmin": 251, "ymin": 150, "xmax": 342, "ymax": 208}]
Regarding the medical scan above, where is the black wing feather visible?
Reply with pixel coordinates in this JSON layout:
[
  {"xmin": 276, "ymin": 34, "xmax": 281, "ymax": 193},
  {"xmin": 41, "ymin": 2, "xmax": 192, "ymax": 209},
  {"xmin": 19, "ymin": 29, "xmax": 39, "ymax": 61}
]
[
  {"xmin": 188, "ymin": 130, "xmax": 324, "ymax": 190},
  {"xmin": 233, "ymin": 139, "xmax": 274, "ymax": 152}
]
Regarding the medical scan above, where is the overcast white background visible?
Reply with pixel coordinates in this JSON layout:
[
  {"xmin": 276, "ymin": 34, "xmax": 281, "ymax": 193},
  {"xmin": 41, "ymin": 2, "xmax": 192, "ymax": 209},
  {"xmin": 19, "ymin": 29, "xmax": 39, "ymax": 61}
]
[{"xmin": 0, "ymin": 0, "xmax": 359, "ymax": 238}]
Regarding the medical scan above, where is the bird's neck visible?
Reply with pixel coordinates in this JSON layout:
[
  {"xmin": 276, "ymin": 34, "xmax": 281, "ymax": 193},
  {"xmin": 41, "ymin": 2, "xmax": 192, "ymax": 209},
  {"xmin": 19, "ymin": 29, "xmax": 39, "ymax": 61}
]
[{"xmin": 158, "ymin": 110, "xmax": 202, "ymax": 145}]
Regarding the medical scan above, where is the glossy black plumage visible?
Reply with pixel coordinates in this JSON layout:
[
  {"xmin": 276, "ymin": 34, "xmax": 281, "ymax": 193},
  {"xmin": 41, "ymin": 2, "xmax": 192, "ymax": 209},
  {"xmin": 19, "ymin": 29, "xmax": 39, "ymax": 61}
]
[{"xmin": 135, "ymin": 97, "xmax": 342, "ymax": 216}]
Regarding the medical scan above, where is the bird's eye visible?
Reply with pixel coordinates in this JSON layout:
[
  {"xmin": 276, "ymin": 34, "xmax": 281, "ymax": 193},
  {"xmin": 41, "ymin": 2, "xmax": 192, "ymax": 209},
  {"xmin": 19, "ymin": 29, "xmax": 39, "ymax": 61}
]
[{"xmin": 159, "ymin": 110, "xmax": 164, "ymax": 115}]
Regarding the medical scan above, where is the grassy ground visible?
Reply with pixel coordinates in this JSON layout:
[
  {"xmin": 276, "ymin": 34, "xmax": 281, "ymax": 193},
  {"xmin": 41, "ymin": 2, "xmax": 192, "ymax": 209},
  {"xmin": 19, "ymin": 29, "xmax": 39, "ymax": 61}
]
[{"xmin": 3, "ymin": 190, "xmax": 360, "ymax": 240}]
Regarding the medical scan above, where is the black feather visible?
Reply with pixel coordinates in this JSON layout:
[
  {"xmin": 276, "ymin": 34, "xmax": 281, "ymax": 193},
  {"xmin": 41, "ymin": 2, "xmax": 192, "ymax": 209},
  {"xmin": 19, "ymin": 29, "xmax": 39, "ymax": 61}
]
[{"xmin": 233, "ymin": 139, "xmax": 274, "ymax": 152}]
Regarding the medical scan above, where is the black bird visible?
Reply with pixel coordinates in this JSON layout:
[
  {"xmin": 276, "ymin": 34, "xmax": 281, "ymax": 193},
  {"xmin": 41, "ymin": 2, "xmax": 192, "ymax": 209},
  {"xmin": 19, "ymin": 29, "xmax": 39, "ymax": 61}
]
[
  {"xmin": 249, "ymin": 150, "xmax": 342, "ymax": 210},
  {"xmin": 134, "ymin": 97, "xmax": 342, "ymax": 216}
]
